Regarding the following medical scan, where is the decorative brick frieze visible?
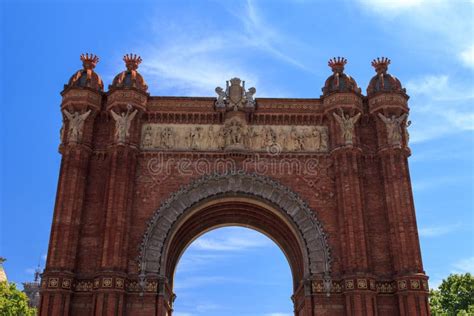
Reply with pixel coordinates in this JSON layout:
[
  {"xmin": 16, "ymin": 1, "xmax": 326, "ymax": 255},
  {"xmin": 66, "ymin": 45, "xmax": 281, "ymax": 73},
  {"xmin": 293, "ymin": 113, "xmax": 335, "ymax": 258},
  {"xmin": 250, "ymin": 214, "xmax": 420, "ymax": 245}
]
[
  {"xmin": 48, "ymin": 278, "xmax": 59, "ymax": 288},
  {"xmin": 311, "ymin": 277, "xmax": 427, "ymax": 296},
  {"xmin": 106, "ymin": 89, "xmax": 148, "ymax": 111},
  {"xmin": 74, "ymin": 281, "xmax": 93, "ymax": 292},
  {"xmin": 61, "ymin": 88, "xmax": 102, "ymax": 111},
  {"xmin": 42, "ymin": 276, "xmax": 73, "ymax": 291},
  {"xmin": 323, "ymin": 92, "xmax": 363, "ymax": 113},
  {"xmin": 395, "ymin": 276, "xmax": 430, "ymax": 293},
  {"xmin": 72, "ymin": 277, "xmax": 151, "ymax": 292},
  {"xmin": 368, "ymin": 92, "xmax": 408, "ymax": 114}
]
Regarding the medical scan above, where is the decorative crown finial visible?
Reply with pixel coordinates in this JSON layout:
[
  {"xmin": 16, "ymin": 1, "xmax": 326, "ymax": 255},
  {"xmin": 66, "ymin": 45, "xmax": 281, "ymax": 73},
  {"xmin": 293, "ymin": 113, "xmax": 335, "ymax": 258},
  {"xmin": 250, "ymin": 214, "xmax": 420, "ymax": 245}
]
[
  {"xmin": 328, "ymin": 57, "xmax": 347, "ymax": 73},
  {"xmin": 123, "ymin": 54, "xmax": 142, "ymax": 71},
  {"xmin": 371, "ymin": 57, "xmax": 391, "ymax": 73},
  {"xmin": 80, "ymin": 53, "xmax": 99, "ymax": 70}
]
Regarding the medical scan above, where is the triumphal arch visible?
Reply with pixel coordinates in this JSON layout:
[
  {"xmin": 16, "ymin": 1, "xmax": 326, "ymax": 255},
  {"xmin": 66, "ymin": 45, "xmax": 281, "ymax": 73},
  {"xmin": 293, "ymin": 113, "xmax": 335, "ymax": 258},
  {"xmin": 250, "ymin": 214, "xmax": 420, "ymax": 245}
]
[{"xmin": 40, "ymin": 54, "xmax": 430, "ymax": 315}]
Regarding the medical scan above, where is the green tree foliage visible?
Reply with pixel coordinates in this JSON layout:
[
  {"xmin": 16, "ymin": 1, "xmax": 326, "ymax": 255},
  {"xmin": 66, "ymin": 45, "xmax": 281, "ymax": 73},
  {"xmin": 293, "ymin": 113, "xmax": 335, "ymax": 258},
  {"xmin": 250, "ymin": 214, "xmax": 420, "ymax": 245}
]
[
  {"xmin": 430, "ymin": 273, "xmax": 474, "ymax": 316},
  {"xmin": 0, "ymin": 281, "xmax": 36, "ymax": 316}
]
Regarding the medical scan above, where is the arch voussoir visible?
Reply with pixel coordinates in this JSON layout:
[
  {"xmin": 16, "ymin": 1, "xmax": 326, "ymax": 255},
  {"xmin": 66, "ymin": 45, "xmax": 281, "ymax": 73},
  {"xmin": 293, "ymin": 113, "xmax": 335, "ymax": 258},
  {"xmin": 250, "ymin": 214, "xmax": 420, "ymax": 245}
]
[{"xmin": 139, "ymin": 172, "xmax": 332, "ymax": 280}]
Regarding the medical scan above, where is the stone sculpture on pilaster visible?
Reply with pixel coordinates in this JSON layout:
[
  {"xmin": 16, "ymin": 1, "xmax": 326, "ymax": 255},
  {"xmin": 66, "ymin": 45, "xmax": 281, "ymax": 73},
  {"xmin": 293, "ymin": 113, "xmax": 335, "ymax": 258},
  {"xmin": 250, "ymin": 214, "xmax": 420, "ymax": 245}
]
[
  {"xmin": 332, "ymin": 109, "xmax": 361, "ymax": 145},
  {"xmin": 63, "ymin": 109, "xmax": 91, "ymax": 143},
  {"xmin": 111, "ymin": 105, "xmax": 138, "ymax": 144},
  {"xmin": 377, "ymin": 112, "xmax": 407, "ymax": 147}
]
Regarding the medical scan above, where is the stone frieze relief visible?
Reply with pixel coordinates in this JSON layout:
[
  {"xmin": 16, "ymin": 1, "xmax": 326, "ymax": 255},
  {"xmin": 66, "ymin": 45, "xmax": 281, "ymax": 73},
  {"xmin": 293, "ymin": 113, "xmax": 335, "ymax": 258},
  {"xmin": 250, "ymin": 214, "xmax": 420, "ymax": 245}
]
[{"xmin": 141, "ymin": 123, "xmax": 329, "ymax": 152}]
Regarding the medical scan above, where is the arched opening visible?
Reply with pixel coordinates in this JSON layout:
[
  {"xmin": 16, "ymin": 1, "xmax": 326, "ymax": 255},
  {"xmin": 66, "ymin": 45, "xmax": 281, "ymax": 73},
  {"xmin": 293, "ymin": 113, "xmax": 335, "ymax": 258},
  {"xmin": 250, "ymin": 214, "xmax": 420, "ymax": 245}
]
[
  {"xmin": 172, "ymin": 226, "xmax": 293, "ymax": 315},
  {"xmin": 164, "ymin": 197, "xmax": 307, "ymax": 290},
  {"xmin": 139, "ymin": 173, "xmax": 332, "ymax": 316}
]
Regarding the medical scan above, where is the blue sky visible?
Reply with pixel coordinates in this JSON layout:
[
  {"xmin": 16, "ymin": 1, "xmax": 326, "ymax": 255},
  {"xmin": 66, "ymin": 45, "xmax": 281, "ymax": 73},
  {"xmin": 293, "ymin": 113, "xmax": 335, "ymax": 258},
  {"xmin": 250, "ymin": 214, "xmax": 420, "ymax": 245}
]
[{"xmin": 1, "ymin": 0, "xmax": 473, "ymax": 315}]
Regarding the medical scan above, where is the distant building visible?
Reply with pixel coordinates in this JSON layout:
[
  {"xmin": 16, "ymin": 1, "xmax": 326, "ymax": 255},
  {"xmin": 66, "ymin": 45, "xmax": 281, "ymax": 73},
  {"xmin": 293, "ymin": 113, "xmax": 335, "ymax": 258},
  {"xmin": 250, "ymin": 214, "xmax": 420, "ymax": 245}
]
[
  {"xmin": 0, "ymin": 257, "xmax": 7, "ymax": 282},
  {"xmin": 23, "ymin": 266, "xmax": 41, "ymax": 308}
]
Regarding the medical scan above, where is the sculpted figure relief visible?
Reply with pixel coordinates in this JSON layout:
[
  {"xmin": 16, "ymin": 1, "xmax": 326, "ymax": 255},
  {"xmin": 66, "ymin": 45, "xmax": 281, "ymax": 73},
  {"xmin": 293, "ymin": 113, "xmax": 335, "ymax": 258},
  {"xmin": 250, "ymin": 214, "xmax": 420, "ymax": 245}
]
[
  {"xmin": 111, "ymin": 106, "xmax": 138, "ymax": 143},
  {"xmin": 378, "ymin": 113, "xmax": 407, "ymax": 146},
  {"xmin": 262, "ymin": 127, "xmax": 277, "ymax": 149},
  {"xmin": 246, "ymin": 126, "xmax": 259, "ymax": 149},
  {"xmin": 224, "ymin": 119, "xmax": 246, "ymax": 148},
  {"xmin": 332, "ymin": 110, "xmax": 361, "ymax": 145},
  {"xmin": 217, "ymin": 127, "xmax": 226, "ymax": 149},
  {"xmin": 320, "ymin": 131, "xmax": 329, "ymax": 151},
  {"xmin": 206, "ymin": 126, "xmax": 215, "ymax": 148},
  {"xmin": 63, "ymin": 109, "xmax": 91, "ymax": 142},
  {"xmin": 311, "ymin": 127, "xmax": 321, "ymax": 150},
  {"xmin": 290, "ymin": 127, "xmax": 306, "ymax": 151},
  {"xmin": 140, "ymin": 124, "xmax": 329, "ymax": 152},
  {"xmin": 188, "ymin": 127, "xmax": 203, "ymax": 150},
  {"xmin": 161, "ymin": 127, "xmax": 174, "ymax": 149},
  {"xmin": 142, "ymin": 126, "xmax": 153, "ymax": 148}
]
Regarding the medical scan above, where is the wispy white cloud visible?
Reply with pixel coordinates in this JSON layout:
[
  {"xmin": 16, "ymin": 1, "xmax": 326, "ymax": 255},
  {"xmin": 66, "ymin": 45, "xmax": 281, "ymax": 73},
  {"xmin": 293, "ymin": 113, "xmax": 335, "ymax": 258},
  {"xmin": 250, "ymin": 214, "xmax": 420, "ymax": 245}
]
[
  {"xmin": 174, "ymin": 275, "xmax": 248, "ymax": 290},
  {"xmin": 356, "ymin": 0, "xmax": 474, "ymax": 70},
  {"xmin": 405, "ymin": 74, "xmax": 474, "ymax": 143},
  {"xmin": 228, "ymin": 0, "xmax": 310, "ymax": 71},
  {"xmin": 174, "ymin": 302, "xmax": 221, "ymax": 316},
  {"xmin": 407, "ymin": 75, "xmax": 474, "ymax": 102},
  {"xmin": 189, "ymin": 233, "xmax": 271, "ymax": 252},
  {"xmin": 195, "ymin": 303, "xmax": 220, "ymax": 313},
  {"xmin": 410, "ymin": 144, "xmax": 470, "ymax": 163},
  {"xmin": 452, "ymin": 256, "xmax": 474, "ymax": 274},
  {"xmin": 357, "ymin": 0, "xmax": 424, "ymax": 13},
  {"xmin": 412, "ymin": 175, "xmax": 467, "ymax": 192},
  {"xmin": 139, "ymin": 0, "xmax": 306, "ymax": 96},
  {"xmin": 175, "ymin": 228, "xmax": 273, "ymax": 273},
  {"xmin": 354, "ymin": 0, "xmax": 474, "ymax": 142},
  {"xmin": 460, "ymin": 44, "xmax": 474, "ymax": 69},
  {"xmin": 419, "ymin": 223, "xmax": 462, "ymax": 238},
  {"xmin": 429, "ymin": 257, "xmax": 474, "ymax": 290}
]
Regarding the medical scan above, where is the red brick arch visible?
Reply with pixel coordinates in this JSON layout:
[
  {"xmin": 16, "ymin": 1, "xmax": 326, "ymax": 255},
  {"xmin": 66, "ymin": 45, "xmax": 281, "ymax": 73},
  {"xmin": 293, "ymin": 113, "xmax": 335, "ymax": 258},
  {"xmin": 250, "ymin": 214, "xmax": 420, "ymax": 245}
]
[{"xmin": 139, "ymin": 173, "xmax": 332, "ymax": 294}]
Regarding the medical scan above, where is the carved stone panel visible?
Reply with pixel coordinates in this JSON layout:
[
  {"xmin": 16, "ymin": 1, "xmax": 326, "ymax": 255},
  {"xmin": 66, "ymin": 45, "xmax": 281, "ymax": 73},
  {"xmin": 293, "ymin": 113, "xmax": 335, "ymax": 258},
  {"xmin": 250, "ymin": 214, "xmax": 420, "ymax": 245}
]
[{"xmin": 141, "ymin": 124, "xmax": 329, "ymax": 152}]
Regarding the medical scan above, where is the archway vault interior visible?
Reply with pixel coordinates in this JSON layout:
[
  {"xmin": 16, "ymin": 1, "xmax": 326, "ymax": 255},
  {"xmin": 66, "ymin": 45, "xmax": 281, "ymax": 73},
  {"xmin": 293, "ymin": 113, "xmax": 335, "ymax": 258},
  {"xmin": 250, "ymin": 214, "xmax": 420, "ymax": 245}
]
[
  {"xmin": 167, "ymin": 197, "xmax": 306, "ymax": 290},
  {"xmin": 139, "ymin": 173, "xmax": 331, "ymax": 292}
]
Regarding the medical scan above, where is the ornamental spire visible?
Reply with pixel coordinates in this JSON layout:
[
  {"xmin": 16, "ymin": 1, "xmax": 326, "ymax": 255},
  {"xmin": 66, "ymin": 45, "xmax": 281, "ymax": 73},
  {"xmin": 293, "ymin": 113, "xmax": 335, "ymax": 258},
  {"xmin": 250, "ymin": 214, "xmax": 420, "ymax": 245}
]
[
  {"xmin": 80, "ymin": 53, "xmax": 99, "ymax": 70},
  {"xmin": 371, "ymin": 57, "xmax": 391, "ymax": 74},
  {"xmin": 328, "ymin": 57, "xmax": 347, "ymax": 74},
  {"xmin": 123, "ymin": 54, "xmax": 142, "ymax": 71}
]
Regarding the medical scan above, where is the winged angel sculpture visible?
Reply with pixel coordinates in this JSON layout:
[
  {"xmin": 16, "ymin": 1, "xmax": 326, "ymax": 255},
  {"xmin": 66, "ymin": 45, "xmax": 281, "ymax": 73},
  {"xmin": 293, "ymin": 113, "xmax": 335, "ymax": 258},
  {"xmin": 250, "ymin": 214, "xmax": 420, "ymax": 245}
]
[
  {"xmin": 111, "ymin": 105, "xmax": 138, "ymax": 143},
  {"xmin": 63, "ymin": 109, "xmax": 91, "ymax": 142},
  {"xmin": 332, "ymin": 110, "xmax": 361, "ymax": 145},
  {"xmin": 378, "ymin": 113, "xmax": 407, "ymax": 146}
]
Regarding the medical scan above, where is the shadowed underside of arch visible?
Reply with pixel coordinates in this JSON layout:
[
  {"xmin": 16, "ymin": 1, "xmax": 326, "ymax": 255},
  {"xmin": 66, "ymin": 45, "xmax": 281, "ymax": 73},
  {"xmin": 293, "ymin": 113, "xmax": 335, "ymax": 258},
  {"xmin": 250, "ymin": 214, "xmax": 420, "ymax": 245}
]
[{"xmin": 139, "ymin": 173, "xmax": 331, "ymax": 287}]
